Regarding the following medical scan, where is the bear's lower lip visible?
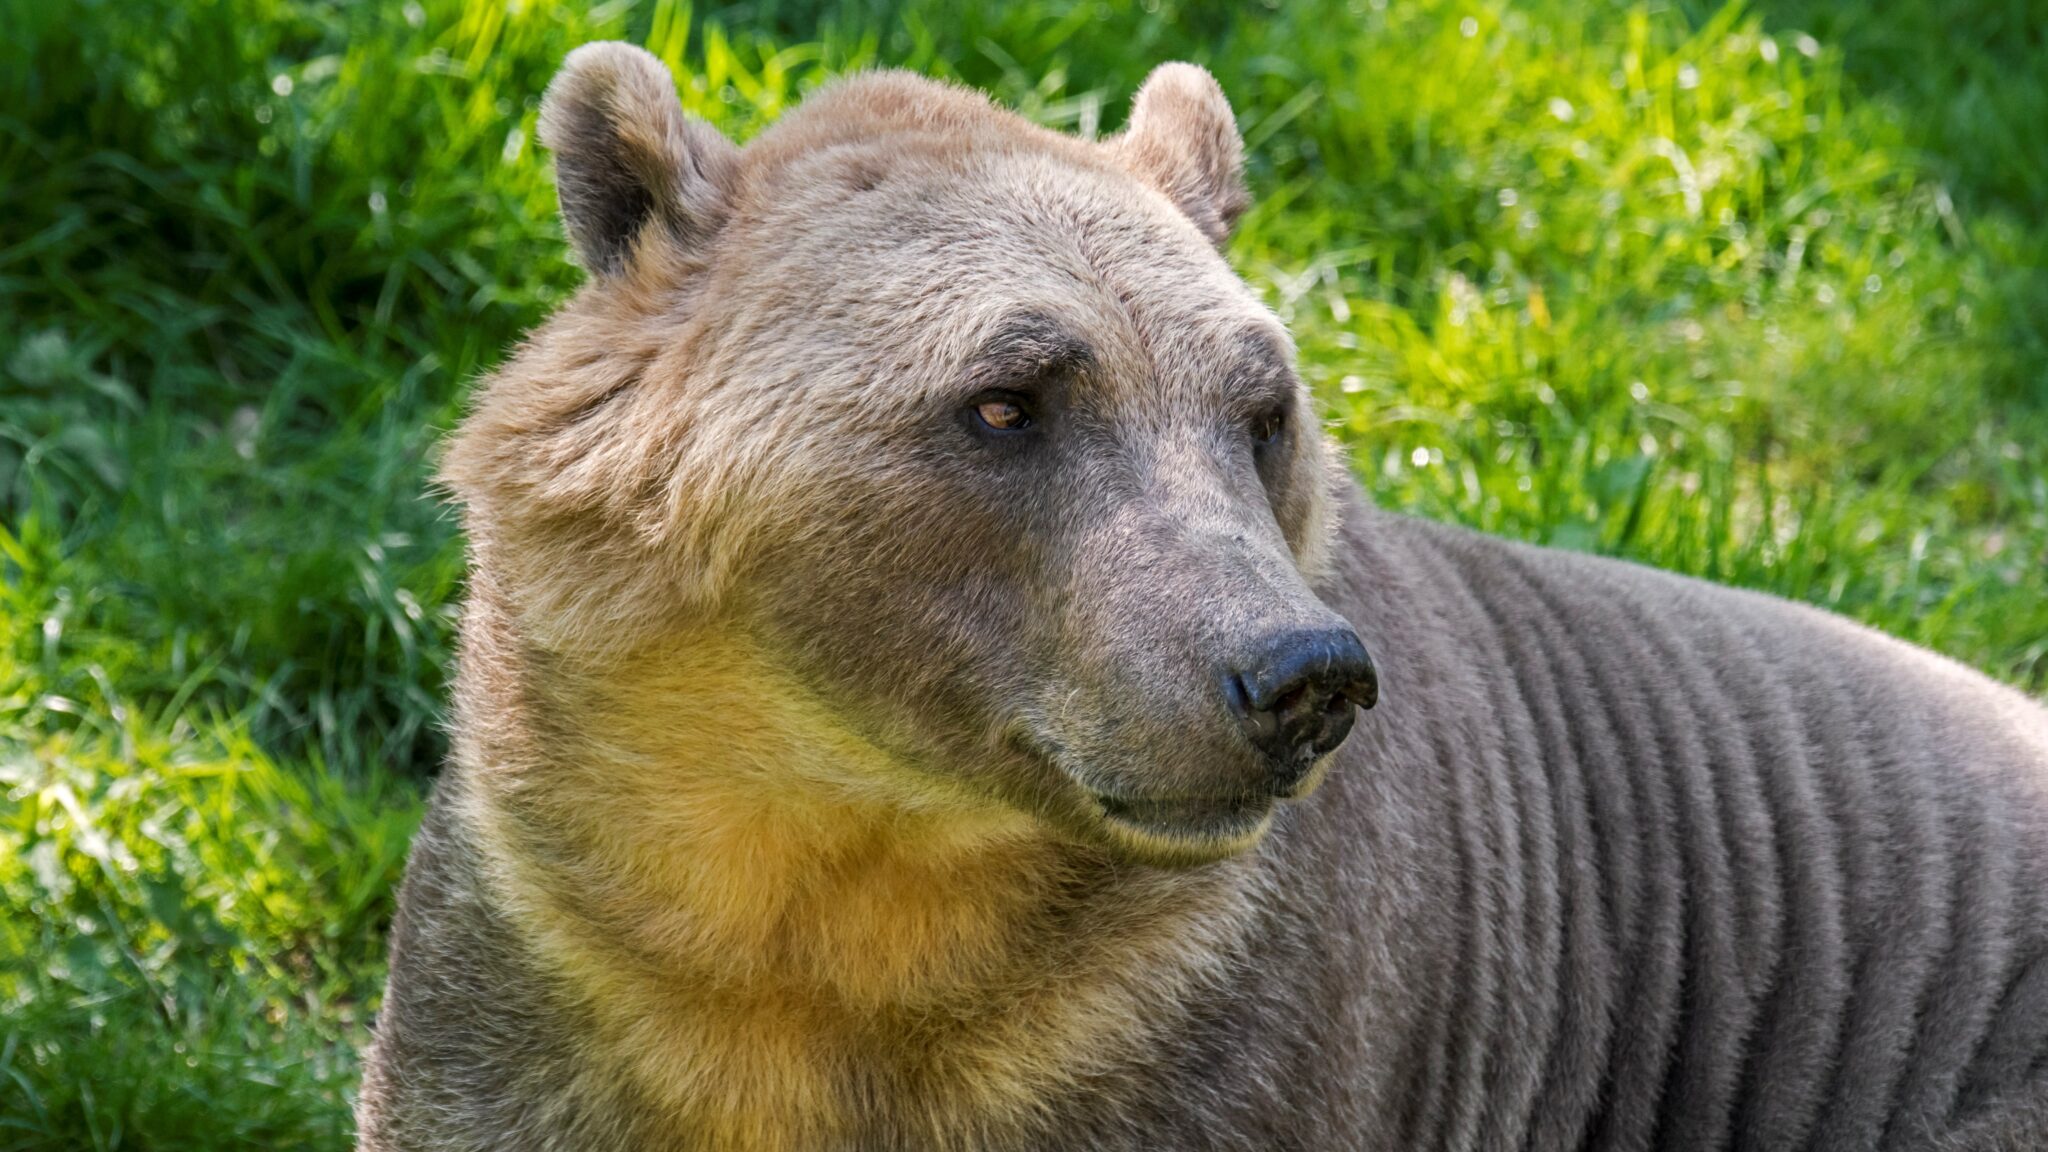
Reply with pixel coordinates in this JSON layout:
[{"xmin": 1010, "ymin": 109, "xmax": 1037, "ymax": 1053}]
[{"xmin": 1091, "ymin": 791, "xmax": 1273, "ymax": 841}]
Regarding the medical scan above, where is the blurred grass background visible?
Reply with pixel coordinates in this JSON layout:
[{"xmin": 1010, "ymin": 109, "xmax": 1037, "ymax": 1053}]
[{"xmin": 2, "ymin": 0, "xmax": 2044, "ymax": 1145}]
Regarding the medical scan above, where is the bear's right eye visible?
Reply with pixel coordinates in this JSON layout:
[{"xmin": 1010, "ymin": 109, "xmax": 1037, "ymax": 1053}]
[
  {"xmin": 970, "ymin": 393, "xmax": 1035, "ymax": 434},
  {"xmin": 1250, "ymin": 404, "xmax": 1286, "ymax": 448}
]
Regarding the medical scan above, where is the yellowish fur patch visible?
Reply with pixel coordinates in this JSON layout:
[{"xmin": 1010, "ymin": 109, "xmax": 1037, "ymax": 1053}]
[{"xmin": 459, "ymin": 626, "xmax": 1262, "ymax": 1149}]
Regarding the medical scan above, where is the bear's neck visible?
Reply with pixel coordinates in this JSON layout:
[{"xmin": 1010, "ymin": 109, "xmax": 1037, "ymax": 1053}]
[{"xmin": 454, "ymin": 613, "xmax": 1264, "ymax": 1149}]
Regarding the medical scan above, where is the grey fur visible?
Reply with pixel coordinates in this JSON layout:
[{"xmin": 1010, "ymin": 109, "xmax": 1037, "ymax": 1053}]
[{"xmin": 360, "ymin": 496, "xmax": 2048, "ymax": 1150}]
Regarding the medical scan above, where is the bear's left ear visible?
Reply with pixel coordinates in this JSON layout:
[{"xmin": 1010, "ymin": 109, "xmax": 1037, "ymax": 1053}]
[
  {"xmin": 538, "ymin": 42, "xmax": 740, "ymax": 278},
  {"xmin": 1107, "ymin": 63, "xmax": 1249, "ymax": 247}
]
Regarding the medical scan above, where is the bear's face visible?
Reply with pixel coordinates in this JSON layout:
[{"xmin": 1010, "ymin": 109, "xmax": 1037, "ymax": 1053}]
[{"xmin": 445, "ymin": 46, "xmax": 1376, "ymax": 867}]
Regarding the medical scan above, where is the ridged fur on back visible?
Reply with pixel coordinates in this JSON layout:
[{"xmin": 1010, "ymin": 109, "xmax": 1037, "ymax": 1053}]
[{"xmin": 1338, "ymin": 509, "xmax": 2048, "ymax": 1152}]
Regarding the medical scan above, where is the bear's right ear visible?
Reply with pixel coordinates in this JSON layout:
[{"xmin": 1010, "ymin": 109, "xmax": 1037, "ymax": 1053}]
[
  {"xmin": 538, "ymin": 42, "xmax": 739, "ymax": 278},
  {"xmin": 1107, "ymin": 63, "xmax": 1248, "ymax": 247}
]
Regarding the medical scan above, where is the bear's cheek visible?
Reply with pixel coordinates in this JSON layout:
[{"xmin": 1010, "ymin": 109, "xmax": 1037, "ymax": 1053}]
[{"xmin": 739, "ymin": 469, "xmax": 1068, "ymax": 760}]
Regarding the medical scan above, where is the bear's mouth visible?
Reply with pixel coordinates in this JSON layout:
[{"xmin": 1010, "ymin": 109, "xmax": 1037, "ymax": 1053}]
[
  {"xmin": 1003, "ymin": 729, "xmax": 1283, "ymax": 863},
  {"xmin": 1089, "ymin": 790, "xmax": 1274, "ymax": 851}
]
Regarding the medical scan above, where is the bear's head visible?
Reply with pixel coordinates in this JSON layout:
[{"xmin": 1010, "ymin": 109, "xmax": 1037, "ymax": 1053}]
[{"xmin": 443, "ymin": 44, "xmax": 1375, "ymax": 868}]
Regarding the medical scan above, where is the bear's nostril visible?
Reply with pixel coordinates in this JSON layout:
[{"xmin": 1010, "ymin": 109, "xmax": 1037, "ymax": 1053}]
[
  {"xmin": 1226, "ymin": 672, "xmax": 1280, "ymax": 746},
  {"xmin": 1273, "ymin": 683, "xmax": 1313, "ymax": 719}
]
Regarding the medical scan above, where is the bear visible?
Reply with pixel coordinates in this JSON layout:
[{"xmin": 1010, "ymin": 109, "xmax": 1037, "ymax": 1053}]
[{"xmin": 355, "ymin": 42, "xmax": 2048, "ymax": 1151}]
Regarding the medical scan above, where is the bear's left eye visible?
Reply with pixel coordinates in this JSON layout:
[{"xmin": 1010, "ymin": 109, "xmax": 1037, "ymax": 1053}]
[
  {"xmin": 969, "ymin": 392, "xmax": 1035, "ymax": 434},
  {"xmin": 1250, "ymin": 404, "xmax": 1286, "ymax": 448}
]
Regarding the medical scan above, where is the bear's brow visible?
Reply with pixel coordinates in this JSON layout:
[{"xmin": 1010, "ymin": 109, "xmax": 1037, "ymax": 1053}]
[
  {"xmin": 964, "ymin": 313, "xmax": 1095, "ymax": 388},
  {"xmin": 1224, "ymin": 327, "xmax": 1299, "ymax": 405},
  {"xmin": 1232, "ymin": 328, "xmax": 1293, "ymax": 383}
]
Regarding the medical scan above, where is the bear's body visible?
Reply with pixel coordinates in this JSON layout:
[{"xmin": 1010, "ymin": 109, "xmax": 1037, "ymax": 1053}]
[{"xmin": 357, "ymin": 47, "xmax": 2048, "ymax": 1151}]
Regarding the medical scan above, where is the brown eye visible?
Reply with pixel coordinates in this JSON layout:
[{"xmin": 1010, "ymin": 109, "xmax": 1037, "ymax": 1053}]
[
  {"xmin": 974, "ymin": 397, "xmax": 1033, "ymax": 432},
  {"xmin": 1251, "ymin": 405, "xmax": 1286, "ymax": 447}
]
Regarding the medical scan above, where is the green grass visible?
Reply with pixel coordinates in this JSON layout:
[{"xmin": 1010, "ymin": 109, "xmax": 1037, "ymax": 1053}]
[{"xmin": 3, "ymin": 0, "xmax": 2044, "ymax": 1145}]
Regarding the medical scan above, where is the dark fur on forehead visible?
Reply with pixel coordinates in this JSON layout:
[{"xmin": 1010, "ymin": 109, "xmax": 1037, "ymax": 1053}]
[
  {"xmin": 1220, "ymin": 328, "xmax": 1300, "ymax": 406},
  {"xmin": 966, "ymin": 314, "xmax": 1097, "ymax": 388},
  {"xmin": 1228, "ymin": 327, "xmax": 1293, "ymax": 380}
]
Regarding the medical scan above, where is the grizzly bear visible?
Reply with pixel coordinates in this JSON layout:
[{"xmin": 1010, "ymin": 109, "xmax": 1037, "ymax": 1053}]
[{"xmin": 355, "ymin": 43, "xmax": 2048, "ymax": 1151}]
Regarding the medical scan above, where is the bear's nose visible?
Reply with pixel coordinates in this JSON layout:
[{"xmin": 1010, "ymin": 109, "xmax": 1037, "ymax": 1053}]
[{"xmin": 1223, "ymin": 628, "xmax": 1378, "ymax": 782}]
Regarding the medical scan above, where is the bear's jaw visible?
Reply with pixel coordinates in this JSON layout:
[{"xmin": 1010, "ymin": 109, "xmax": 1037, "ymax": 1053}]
[{"xmin": 455, "ymin": 622, "xmax": 1265, "ymax": 1147}]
